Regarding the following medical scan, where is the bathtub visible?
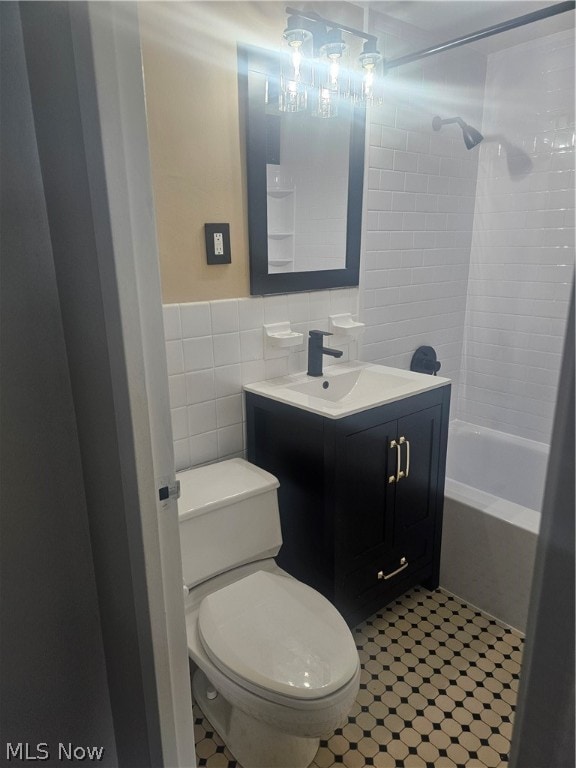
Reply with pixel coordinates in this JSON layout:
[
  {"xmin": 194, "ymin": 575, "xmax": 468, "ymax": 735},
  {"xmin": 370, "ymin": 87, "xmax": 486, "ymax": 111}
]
[{"xmin": 440, "ymin": 420, "xmax": 547, "ymax": 632}]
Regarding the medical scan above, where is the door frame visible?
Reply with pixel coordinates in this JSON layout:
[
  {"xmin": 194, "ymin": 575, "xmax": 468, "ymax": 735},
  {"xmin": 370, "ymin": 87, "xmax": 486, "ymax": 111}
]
[{"xmin": 20, "ymin": 2, "xmax": 196, "ymax": 765}]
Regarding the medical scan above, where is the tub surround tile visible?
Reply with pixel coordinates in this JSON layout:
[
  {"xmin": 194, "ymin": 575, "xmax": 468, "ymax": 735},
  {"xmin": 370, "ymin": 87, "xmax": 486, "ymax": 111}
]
[
  {"xmin": 457, "ymin": 30, "xmax": 574, "ymax": 444},
  {"xmin": 359, "ymin": 23, "xmax": 573, "ymax": 443},
  {"xmin": 193, "ymin": 587, "xmax": 523, "ymax": 768}
]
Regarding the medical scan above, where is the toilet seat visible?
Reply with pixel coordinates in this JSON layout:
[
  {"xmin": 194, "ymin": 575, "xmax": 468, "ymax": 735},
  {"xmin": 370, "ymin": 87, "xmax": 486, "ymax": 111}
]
[{"xmin": 198, "ymin": 570, "xmax": 359, "ymax": 701}]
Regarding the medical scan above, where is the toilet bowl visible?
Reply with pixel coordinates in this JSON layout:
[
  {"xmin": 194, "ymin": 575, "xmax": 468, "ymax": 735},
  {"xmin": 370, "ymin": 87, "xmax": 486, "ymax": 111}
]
[{"xmin": 178, "ymin": 459, "xmax": 360, "ymax": 768}]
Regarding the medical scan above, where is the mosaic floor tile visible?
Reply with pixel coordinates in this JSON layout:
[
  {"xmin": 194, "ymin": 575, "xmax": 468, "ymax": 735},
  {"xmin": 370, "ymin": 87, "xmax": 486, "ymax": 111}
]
[{"xmin": 194, "ymin": 587, "xmax": 523, "ymax": 768}]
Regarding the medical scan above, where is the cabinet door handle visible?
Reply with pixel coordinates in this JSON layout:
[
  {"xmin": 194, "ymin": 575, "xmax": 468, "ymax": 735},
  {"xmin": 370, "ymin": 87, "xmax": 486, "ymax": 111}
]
[
  {"xmin": 388, "ymin": 439, "xmax": 397, "ymax": 483},
  {"xmin": 389, "ymin": 438, "xmax": 406, "ymax": 483},
  {"xmin": 396, "ymin": 438, "xmax": 405, "ymax": 482},
  {"xmin": 402, "ymin": 437, "xmax": 410, "ymax": 479},
  {"xmin": 378, "ymin": 557, "xmax": 408, "ymax": 580}
]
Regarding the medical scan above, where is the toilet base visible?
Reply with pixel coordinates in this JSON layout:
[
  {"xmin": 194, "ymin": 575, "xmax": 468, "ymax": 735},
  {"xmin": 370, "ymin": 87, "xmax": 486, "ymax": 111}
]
[{"xmin": 192, "ymin": 669, "xmax": 320, "ymax": 768}]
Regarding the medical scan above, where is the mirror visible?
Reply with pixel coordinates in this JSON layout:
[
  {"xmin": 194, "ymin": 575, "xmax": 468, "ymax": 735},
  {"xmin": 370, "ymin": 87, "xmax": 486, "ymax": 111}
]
[{"xmin": 239, "ymin": 45, "xmax": 365, "ymax": 296}]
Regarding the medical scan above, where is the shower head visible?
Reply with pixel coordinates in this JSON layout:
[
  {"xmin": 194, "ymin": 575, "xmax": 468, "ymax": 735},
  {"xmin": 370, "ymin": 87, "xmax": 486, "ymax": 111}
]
[{"xmin": 432, "ymin": 115, "xmax": 484, "ymax": 150}]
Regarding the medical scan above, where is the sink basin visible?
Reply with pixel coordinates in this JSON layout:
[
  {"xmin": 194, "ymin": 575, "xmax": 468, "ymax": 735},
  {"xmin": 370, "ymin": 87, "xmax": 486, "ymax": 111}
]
[
  {"xmin": 244, "ymin": 362, "xmax": 450, "ymax": 419},
  {"xmin": 287, "ymin": 368, "xmax": 415, "ymax": 402}
]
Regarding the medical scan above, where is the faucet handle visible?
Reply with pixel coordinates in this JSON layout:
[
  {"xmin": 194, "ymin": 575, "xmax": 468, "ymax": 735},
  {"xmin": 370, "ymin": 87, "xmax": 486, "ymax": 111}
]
[{"xmin": 309, "ymin": 329, "xmax": 333, "ymax": 338}]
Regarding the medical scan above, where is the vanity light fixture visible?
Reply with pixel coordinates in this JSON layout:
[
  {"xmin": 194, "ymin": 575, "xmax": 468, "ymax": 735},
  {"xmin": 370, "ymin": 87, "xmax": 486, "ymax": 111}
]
[{"xmin": 278, "ymin": 6, "xmax": 385, "ymax": 117}]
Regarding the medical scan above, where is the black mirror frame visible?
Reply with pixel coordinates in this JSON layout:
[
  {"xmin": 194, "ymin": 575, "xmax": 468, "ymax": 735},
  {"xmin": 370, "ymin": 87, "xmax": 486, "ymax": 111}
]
[{"xmin": 238, "ymin": 44, "xmax": 365, "ymax": 296}]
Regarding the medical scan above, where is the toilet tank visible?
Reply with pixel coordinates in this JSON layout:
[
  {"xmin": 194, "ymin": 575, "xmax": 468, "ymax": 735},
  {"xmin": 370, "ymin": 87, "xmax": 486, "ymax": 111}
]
[{"xmin": 177, "ymin": 458, "xmax": 282, "ymax": 588}]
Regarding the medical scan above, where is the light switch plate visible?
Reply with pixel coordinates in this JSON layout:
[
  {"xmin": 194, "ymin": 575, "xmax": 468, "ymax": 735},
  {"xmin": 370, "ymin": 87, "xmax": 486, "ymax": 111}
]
[{"xmin": 204, "ymin": 223, "xmax": 231, "ymax": 264}]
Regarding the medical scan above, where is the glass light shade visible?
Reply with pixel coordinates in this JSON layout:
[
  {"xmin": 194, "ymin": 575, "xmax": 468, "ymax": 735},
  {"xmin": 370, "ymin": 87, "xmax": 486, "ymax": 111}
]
[
  {"xmin": 356, "ymin": 50, "xmax": 384, "ymax": 107},
  {"xmin": 278, "ymin": 27, "xmax": 313, "ymax": 114},
  {"xmin": 278, "ymin": 75, "xmax": 307, "ymax": 113},
  {"xmin": 320, "ymin": 35, "xmax": 350, "ymax": 99},
  {"xmin": 313, "ymin": 86, "xmax": 338, "ymax": 119}
]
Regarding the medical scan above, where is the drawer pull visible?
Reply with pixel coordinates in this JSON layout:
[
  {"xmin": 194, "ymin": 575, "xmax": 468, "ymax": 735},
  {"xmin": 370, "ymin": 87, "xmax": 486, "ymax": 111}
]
[{"xmin": 378, "ymin": 557, "xmax": 408, "ymax": 581}]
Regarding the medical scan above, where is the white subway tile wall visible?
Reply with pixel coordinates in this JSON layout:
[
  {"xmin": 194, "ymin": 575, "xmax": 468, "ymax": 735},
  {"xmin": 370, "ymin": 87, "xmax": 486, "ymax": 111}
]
[
  {"xmin": 358, "ymin": 9, "xmax": 488, "ymax": 408},
  {"xmin": 459, "ymin": 30, "xmax": 574, "ymax": 443},
  {"xmin": 164, "ymin": 290, "xmax": 359, "ymax": 469}
]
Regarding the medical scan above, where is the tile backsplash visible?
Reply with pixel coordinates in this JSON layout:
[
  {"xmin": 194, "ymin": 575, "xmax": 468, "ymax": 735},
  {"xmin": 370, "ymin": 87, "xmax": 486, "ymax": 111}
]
[{"xmin": 164, "ymin": 289, "xmax": 359, "ymax": 470}]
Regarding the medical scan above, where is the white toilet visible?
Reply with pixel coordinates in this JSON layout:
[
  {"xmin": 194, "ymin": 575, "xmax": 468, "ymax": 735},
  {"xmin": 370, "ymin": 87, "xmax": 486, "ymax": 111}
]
[{"xmin": 178, "ymin": 458, "xmax": 360, "ymax": 768}]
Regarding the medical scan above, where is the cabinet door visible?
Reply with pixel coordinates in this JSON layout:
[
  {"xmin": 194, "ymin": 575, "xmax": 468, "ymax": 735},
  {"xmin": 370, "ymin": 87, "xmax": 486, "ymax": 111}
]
[
  {"xmin": 393, "ymin": 405, "xmax": 442, "ymax": 572},
  {"xmin": 336, "ymin": 419, "xmax": 397, "ymax": 571}
]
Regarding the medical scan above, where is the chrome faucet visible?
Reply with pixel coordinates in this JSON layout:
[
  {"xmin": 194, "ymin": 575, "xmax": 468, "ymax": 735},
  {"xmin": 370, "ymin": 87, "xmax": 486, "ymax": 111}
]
[{"xmin": 307, "ymin": 330, "xmax": 343, "ymax": 377}]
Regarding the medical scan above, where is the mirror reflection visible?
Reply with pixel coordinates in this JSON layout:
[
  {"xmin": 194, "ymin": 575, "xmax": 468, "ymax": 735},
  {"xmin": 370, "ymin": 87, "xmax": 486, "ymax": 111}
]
[{"xmin": 265, "ymin": 107, "xmax": 352, "ymax": 274}]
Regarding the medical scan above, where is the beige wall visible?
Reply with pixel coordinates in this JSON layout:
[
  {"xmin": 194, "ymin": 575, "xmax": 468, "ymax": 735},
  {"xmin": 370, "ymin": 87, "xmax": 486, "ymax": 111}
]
[{"xmin": 140, "ymin": 2, "xmax": 363, "ymax": 303}]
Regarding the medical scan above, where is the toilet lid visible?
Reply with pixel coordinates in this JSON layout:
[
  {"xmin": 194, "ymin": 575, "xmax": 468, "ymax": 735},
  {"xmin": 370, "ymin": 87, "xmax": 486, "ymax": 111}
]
[{"xmin": 198, "ymin": 571, "xmax": 359, "ymax": 700}]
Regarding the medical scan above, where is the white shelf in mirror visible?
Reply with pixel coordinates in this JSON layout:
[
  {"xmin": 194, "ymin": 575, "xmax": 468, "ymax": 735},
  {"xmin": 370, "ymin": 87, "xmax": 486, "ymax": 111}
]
[{"xmin": 269, "ymin": 258, "xmax": 293, "ymax": 266}]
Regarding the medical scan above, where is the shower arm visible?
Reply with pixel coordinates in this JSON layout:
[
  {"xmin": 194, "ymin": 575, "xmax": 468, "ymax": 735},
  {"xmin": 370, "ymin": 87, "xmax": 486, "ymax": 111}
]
[
  {"xmin": 385, "ymin": 1, "xmax": 575, "ymax": 70},
  {"xmin": 434, "ymin": 117, "xmax": 466, "ymax": 128}
]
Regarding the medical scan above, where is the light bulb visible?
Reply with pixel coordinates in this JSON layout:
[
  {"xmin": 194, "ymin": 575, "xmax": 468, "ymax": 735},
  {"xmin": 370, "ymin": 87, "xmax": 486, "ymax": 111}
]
[
  {"xmin": 358, "ymin": 43, "xmax": 383, "ymax": 105},
  {"xmin": 363, "ymin": 65, "xmax": 374, "ymax": 99},
  {"xmin": 329, "ymin": 57, "xmax": 340, "ymax": 88},
  {"xmin": 290, "ymin": 43, "xmax": 302, "ymax": 80}
]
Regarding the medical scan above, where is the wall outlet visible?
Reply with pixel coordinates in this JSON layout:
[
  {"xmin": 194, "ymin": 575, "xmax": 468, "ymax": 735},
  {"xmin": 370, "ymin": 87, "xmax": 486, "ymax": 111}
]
[
  {"xmin": 204, "ymin": 223, "xmax": 231, "ymax": 264},
  {"xmin": 214, "ymin": 232, "xmax": 224, "ymax": 256}
]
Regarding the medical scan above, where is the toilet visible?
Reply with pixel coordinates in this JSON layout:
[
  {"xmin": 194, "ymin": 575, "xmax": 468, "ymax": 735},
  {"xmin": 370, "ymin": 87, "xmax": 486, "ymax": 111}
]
[{"xmin": 178, "ymin": 458, "xmax": 360, "ymax": 768}]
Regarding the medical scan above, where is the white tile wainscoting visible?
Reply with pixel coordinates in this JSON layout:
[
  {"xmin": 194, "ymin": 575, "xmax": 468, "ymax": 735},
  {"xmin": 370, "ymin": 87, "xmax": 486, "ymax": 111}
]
[{"xmin": 163, "ymin": 289, "xmax": 359, "ymax": 470}]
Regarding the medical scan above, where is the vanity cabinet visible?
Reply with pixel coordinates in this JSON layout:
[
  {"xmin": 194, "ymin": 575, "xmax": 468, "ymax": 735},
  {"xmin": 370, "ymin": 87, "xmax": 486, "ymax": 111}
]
[{"xmin": 245, "ymin": 383, "xmax": 450, "ymax": 626}]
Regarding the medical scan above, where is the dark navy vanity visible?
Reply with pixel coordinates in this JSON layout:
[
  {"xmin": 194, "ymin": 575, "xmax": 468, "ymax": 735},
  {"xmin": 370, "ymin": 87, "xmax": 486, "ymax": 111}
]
[{"xmin": 245, "ymin": 374, "xmax": 451, "ymax": 626}]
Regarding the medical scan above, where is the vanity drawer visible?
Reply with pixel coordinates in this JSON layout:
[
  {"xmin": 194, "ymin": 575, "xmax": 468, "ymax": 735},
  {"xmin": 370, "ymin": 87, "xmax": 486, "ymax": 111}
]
[{"xmin": 340, "ymin": 533, "xmax": 434, "ymax": 605}]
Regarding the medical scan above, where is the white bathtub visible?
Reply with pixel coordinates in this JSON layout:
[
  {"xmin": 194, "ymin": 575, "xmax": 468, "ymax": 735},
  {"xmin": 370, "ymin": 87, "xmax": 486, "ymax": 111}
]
[{"xmin": 440, "ymin": 420, "xmax": 547, "ymax": 632}]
